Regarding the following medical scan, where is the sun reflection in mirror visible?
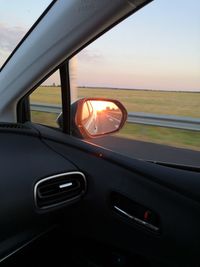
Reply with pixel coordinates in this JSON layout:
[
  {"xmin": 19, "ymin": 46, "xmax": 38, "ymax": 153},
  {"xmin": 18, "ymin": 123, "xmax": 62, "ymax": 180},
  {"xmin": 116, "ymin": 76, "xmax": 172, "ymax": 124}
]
[
  {"xmin": 89, "ymin": 100, "xmax": 119, "ymax": 112},
  {"xmin": 81, "ymin": 100, "xmax": 123, "ymax": 136}
]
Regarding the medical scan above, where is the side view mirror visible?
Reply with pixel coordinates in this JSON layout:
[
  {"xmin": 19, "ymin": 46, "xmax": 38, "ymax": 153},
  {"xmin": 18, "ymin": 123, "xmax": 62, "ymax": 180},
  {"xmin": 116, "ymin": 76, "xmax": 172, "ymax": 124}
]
[{"xmin": 57, "ymin": 98, "xmax": 127, "ymax": 139}]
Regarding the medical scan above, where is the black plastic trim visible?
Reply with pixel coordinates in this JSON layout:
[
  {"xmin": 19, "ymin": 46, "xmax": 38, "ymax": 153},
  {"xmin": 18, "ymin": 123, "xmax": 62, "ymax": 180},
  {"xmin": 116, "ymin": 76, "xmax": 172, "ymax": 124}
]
[
  {"xmin": 148, "ymin": 161, "xmax": 200, "ymax": 173},
  {"xmin": 60, "ymin": 63, "xmax": 71, "ymax": 134}
]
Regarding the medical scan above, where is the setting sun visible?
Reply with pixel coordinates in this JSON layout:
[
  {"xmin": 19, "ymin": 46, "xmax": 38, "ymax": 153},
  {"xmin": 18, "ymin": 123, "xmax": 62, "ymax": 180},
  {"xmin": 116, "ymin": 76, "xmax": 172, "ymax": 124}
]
[
  {"xmin": 90, "ymin": 101, "xmax": 117, "ymax": 112},
  {"xmin": 91, "ymin": 101, "xmax": 107, "ymax": 112}
]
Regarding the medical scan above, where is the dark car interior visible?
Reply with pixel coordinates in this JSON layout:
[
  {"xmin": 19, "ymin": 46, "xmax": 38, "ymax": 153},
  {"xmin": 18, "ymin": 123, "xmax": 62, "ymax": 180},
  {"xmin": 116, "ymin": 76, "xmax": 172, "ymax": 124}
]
[
  {"xmin": 0, "ymin": 122, "xmax": 200, "ymax": 267},
  {"xmin": 0, "ymin": 0, "xmax": 199, "ymax": 265}
]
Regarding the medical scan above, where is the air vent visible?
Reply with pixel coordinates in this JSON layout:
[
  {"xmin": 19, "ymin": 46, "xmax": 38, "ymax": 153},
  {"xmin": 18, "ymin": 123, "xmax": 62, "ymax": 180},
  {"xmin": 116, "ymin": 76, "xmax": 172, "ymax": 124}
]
[{"xmin": 34, "ymin": 171, "xmax": 86, "ymax": 209}]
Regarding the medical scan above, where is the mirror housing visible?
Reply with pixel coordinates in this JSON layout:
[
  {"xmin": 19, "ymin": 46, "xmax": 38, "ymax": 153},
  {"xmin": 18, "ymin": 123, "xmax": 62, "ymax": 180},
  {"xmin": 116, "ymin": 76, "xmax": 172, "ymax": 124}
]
[{"xmin": 57, "ymin": 98, "xmax": 127, "ymax": 139}]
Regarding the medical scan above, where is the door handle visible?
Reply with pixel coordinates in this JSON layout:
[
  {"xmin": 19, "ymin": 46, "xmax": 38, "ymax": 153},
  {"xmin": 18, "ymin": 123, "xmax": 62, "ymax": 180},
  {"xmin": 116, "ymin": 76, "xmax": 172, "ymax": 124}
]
[
  {"xmin": 111, "ymin": 192, "xmax": 160, "ymax": 233},
  {"xmin": 114, "ymin": 205, "xmax": 159, "ymax": 232}
]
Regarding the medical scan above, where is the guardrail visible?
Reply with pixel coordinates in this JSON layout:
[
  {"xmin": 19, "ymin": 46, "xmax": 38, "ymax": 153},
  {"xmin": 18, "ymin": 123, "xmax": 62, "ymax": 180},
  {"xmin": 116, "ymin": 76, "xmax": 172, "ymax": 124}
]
[
  {"xmin": 31, "ymin": 102, "xmax": 200, "ymax": 131},
  {"xmin": 31, "ymin": 102, "xmax": 62, "ymax": 114},
  {"xmin": 127, "ymin": 112, "xmax": 200, "ymax": 131}
]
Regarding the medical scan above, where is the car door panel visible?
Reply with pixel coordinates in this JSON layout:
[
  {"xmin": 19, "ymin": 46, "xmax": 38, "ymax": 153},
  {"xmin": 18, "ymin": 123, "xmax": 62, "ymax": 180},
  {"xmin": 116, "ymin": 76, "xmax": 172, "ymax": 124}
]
[
  {"xmin": 0, "ymin": 126, "xmax": 79, "ymax": 262},
  {"xmin": 1, "ymin": 124, "xmax": 200, "ymax": 266},
  {"xmin": 34, "ymin": 124, "xmax": 200, "ymax": 267}
]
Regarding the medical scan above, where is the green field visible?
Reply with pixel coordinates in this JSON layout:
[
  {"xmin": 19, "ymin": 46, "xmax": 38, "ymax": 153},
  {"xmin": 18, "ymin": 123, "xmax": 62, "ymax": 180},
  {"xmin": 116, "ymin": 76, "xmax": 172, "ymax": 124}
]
[
  {"xmin": 31, "ymin": 86, "xmax": 61, "ymax": 105},
  {"xmin": 78, "ymin": 87, "xmax": 200, "ymax": 118},
  {"xmin": 30, "ymin": 86, "xmax": 200, "ymax": 151},
  {"xmin": 118, "ymin": 123, "xmax": 200, "ymax": 151},
  {"xmin": 31, "ymin": 86, "xmax": 200, "ymax": 117}
]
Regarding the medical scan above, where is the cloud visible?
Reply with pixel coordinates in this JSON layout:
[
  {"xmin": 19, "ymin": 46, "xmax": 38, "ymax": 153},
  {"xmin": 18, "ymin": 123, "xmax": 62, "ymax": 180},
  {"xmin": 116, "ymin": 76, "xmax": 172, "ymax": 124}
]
[
  {"xmin": 0, "ymin": 23, "xmax": 25, "ymax": 51},
  {"xmin": 0, "ymin": 23, "xmax": 25, "ymax": 67},
  {"xmin": 77, "ymin": 49, "xmax": 103, "ymax": 63}
]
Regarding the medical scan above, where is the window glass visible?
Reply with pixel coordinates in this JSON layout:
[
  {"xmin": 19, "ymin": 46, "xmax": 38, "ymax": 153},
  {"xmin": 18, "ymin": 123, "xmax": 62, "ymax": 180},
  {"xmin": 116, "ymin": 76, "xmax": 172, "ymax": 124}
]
[
  {"xmin": 30, "ymin": 70, "xmax": 61, "ymax": 127},
  {"xmin": 70, "ymin": 0, "xmax": 200, "ymax": 166},
  {"xmin": 0, "ymin": 0, "xmax": 52, "ymax": 69}
]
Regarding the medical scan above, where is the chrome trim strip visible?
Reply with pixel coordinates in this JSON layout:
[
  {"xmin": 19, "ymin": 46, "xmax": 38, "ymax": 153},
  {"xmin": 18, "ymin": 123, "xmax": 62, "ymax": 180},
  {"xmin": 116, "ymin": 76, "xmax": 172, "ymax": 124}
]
[
  {"xmin": 34, "ymin": 171, "xmax": 86, "ymax": 210},
  {"xmin": 114, "ymin": 205, "xmax": 159, "ymax": 232},
  {"xmin": 114, "ymin": 205, "xmax": 134, "ymax": 220},
  {"xmin": 59, "ymin": 182, "xmax": 73, "ymax": 189}
]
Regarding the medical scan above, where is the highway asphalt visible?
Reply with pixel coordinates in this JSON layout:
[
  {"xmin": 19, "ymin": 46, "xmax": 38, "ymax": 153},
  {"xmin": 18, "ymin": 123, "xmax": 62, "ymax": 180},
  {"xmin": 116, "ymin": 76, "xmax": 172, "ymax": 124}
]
[
  {"xmin": 97, "ymin": 112, "xmax": 120, "ymax": 133},
  {"xmin": 89, "ymin": 136, "xmax": 200, "ymax": 167},
  {"xmin": 86, "ymin": 111, "xmax": 121, "ymax": 136}
]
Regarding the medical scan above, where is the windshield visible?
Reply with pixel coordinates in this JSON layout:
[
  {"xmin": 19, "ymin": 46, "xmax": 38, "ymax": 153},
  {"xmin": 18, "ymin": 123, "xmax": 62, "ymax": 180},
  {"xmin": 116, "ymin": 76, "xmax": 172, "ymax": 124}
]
[{"xmin": 0, "ymin": 0, "xmax": 52, "ymax": 70}]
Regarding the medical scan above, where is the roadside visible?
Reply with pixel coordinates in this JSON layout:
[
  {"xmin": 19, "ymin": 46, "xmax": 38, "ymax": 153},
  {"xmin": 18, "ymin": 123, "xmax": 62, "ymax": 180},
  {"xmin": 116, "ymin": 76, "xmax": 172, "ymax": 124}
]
[{"xmin": 90, "ymin": 135, "xmax": 200, "ymax": 167}]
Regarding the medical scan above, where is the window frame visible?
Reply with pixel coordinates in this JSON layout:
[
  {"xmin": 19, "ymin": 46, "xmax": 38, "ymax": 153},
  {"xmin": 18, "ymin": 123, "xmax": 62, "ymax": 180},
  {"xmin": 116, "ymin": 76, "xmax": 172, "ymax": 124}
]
[{"xmin": 17, "ymin": 61, "xmax": 71, "ymax": 134}]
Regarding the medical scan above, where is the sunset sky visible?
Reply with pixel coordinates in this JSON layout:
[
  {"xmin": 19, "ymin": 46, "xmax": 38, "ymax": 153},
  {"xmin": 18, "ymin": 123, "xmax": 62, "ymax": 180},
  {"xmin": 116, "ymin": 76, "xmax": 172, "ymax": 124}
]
[{"xmin": 0, "ymin": 0, "xmax": 200, "ymax": 91}]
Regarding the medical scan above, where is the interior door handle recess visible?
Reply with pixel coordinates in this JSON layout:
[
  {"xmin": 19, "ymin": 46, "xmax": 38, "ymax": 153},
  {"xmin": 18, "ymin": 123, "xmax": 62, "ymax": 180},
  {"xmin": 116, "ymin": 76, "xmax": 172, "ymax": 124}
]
[{"xmin": 111, "ymin": 192, "xmax": 160, "ymax": 233}]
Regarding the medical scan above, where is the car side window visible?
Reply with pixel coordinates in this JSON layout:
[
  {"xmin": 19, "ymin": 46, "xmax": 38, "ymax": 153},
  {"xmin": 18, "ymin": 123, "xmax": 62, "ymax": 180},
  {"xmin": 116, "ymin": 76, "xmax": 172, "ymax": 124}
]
[
  {"xmin": 29, "ymin": 70, "xmax": 61, "ymax": 127},
  {"xmin": 70, "ymin": 0, "xmax": 200, "ymax": 165}
]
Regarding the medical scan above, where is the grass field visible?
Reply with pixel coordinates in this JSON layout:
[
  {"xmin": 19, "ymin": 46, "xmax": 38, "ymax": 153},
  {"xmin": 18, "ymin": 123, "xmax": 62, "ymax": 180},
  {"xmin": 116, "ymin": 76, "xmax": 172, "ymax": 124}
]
[
  {"xmin": 78, "ymin": 87, "xmax": 200, "ymax": 118},
  {"xmin": 31, "ymin": 86, "xmax": 200, "ymax": 117},
  {"xmin": 30, "ymin": 86, "xmax": 61, "ymax": 105},
  {"xmin": 118, "ymin": 123, "xmax": 200, "ymax": 151},
  {"xmin": 30, "ymin": 86, "xmax": 200, "ymax": 151}
]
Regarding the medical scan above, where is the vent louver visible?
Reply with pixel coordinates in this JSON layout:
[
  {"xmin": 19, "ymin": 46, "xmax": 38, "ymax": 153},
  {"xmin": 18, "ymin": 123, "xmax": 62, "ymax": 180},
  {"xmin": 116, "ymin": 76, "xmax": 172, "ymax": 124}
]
[{"xmin": 34, "ymin": 171, "xmax": 86, "ymax": 209}]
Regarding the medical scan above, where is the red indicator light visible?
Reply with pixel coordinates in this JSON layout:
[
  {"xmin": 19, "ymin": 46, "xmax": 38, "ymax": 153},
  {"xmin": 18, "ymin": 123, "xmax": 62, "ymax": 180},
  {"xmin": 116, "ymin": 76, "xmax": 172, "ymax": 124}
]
[{"xmin": 144, "ymin": 210, "xmax": 150, "ymax": 220}]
